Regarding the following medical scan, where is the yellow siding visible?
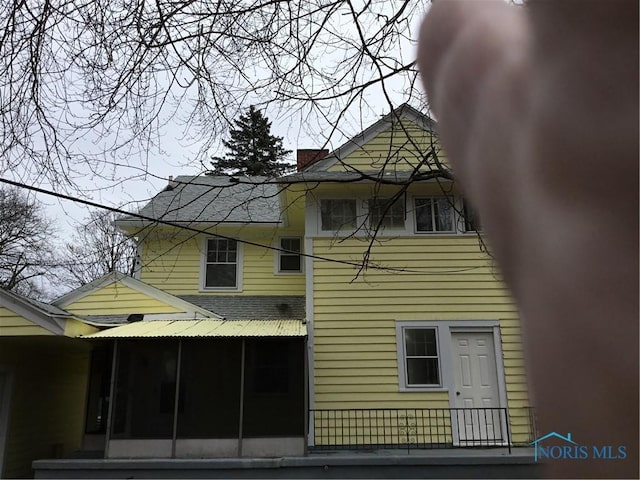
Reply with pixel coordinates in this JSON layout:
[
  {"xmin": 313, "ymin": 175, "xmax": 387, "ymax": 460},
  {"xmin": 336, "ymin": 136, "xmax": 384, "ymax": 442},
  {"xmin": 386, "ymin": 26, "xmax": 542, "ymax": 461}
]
[
  {"xmin": 64, "ymin": 318, "xmax": 99, "ymax": 337},
  {"xmin": 311, "ymin": 236, "xmax": 532, "ymax": 444},
  {"xmin": 328, "ymin": 120, "xmax": 446, "ymax": 172},
  {"xmin": 0, "ymin": 338, "xmax": 91, "ymax": 478},
  {"xmin": 0, "ymin": 306, "xmax": 54, "ymax": 336},
  {"xmin": 281, "ymin": 184, "xmax": 307, "ymax": 229},
  {"xmin": 140, "ymin": 228, "xmax": 306, "ymax": 296},
  {"xmin": 63, "ymin": 283, "xmax": 183, "ymax": 315}
]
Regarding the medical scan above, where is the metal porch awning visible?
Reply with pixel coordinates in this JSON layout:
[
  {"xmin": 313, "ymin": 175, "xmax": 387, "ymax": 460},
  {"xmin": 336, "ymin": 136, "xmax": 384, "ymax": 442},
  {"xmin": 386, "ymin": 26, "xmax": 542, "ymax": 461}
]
[{"xmin": 81, "ymin": 319, "xmax": 307, "ymax": 339}]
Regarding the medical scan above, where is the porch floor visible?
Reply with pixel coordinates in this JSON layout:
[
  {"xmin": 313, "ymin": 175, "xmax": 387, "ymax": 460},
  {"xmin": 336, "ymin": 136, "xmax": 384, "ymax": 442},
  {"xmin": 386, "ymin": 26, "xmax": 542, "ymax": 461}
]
[{"xmin": 33, "ymin": 447, "xmax": 543, "ymax": 479}]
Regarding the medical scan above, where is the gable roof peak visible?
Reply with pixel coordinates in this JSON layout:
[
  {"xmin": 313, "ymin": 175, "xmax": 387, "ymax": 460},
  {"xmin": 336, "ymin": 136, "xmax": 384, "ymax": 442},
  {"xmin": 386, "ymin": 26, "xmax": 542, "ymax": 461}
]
[
  {"xmin": 304, "ymin": 103, "xmax": 436, "ymax": 173},
  {"xmin": 52, "ymin": 271, "xmax": 222, "ymax": 319}
]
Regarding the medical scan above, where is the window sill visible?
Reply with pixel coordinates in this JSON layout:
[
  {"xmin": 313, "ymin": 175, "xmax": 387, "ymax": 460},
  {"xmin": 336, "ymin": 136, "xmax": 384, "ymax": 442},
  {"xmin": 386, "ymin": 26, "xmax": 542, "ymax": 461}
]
[
  {"xmin": 398, "ymin": 386, "xmax": 449, "ymax": 393},
  {"xmin": 199, "ymin": 287, "xmax": 243, "ymax": 293}
]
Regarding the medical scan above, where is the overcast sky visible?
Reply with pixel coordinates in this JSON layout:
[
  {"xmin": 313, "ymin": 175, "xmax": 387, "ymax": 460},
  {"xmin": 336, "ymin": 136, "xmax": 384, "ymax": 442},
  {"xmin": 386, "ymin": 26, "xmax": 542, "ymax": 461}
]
[{"xmin": 3, "ymin": 3, "xmax": 429, "ymax": 244}]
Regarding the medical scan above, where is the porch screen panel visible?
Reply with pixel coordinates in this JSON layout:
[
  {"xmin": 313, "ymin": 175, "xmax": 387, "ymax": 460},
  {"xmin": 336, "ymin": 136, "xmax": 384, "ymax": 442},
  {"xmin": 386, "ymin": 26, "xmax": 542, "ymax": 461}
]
[
  {"xmin": 176, "ymin": 339, "xmax": 241, "ymax": 438},
  {"xmin": 112, "ymin": 340, "xmax": 178, "ymax": 439},
  {"xmin": 85, "ymin": 344, "xmax": 112, "ymax": 434},
  {"xmin": 242, "ymin": 338, "xmax": 305, "ymax": 437}
]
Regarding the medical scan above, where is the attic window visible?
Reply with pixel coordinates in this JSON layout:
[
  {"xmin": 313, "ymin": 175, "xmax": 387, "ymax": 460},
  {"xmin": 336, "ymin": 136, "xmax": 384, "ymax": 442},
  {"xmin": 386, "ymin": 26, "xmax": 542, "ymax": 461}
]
[
  {"xmin": 368, "ymin": 197, "xmax": 405, "ymax": 230},
  {"xmin": 414, "ymin": 197, "xmax": 454, "ymax": 233},
  {"xmin": 462, "ymin": 199, "xmax": 482, "ymax": 232},
  {"xmin": 320, "ymin": 199, "xmax": 357, "ymax": 231}
]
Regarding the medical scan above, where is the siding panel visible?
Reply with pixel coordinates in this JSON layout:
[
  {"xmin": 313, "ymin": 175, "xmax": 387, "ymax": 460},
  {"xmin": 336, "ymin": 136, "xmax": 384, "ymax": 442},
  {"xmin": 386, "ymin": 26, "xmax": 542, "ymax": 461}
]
[
  {"xmin": 0, "ymin": 307, "xmax": 55, "ymax": 336},
  {"xmin": 63, "ymin": 284, "xmax": 183, "ymax": 315},
  {"xmin": 140, "ymin": 230, "xmax": 305, "ymax": 296},
  {"xmin": 311, "ymin": 236, "xmax": 532, "ymax": 444},
  {"xmin": 0, "ymin": 338, "xmax": 91, "ymax": 478}
]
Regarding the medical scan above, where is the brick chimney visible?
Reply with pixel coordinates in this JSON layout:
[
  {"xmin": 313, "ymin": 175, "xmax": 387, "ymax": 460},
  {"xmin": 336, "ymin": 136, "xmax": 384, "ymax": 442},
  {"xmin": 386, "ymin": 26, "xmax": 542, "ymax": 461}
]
[{"xmin": 296, "ymin": 149, "xmax": 328, "ymax": 172}]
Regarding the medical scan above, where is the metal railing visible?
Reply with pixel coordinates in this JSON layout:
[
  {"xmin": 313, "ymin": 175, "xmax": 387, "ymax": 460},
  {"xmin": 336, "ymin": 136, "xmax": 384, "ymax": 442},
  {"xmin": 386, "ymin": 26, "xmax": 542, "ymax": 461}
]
[
  {"xmin": 310, "ymin": 408, "xmax": 512, "ymax": 453},
  {"xmin": 523, "ymin": 406, "xmax": 539, "ymax": 444}
]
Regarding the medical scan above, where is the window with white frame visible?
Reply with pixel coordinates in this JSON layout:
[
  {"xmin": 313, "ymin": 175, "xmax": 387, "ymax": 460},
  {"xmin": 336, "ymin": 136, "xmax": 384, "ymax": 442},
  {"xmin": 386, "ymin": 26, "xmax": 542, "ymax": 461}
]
[
  {"xmin": 414, "ymin": 197, "xmax": 454, "ymax": 233},
  {"xmin": 320, "ymin": 199, "xmax": 357, "ymax": 231},
  {"xmin": 204, "ymin": 238, "xmax": 239, "ymax": 288},
  {"xmin": 278, "ymin": 237, "xmax": 302, "ymax": 273},
  {"xmin": 462, "ymin": 199, "xmax": 481, "ymax": 232},
  {"xmin": 401, "ymin": 327, "xmax": 441, "ymax": 386},
  {"xmin": 368, "ymin": 197, "xmax": 405, "ymax": 230}
]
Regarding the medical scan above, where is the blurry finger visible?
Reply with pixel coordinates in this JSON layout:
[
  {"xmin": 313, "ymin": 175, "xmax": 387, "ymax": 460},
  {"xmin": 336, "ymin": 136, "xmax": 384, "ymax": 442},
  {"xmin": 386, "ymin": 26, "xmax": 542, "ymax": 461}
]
[{"xmin": 417, "ymin": 0, "xmax": 528, "ymax": 175}]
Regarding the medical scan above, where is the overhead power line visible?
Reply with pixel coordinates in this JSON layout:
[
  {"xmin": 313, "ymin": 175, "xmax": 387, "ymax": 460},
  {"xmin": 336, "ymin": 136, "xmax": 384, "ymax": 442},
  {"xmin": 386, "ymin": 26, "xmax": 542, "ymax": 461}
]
[{"xmin": 0, "ymin": 177, "xmax": 482, "ymax": 275}]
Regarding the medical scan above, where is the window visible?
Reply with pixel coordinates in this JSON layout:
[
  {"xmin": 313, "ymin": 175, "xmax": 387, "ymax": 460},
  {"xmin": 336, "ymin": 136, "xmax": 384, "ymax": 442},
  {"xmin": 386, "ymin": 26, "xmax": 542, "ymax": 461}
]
[
  {"xmin": 368, "ymin": 197, "xmax": 405, "ymax": 229},
  {"xmin": 414, "ymin": 197, "xmax": 454, "ymax": 232},
  {"xmin": 402, "ymin": 327, "xmax": 441, "ymax": 386},
  {"xmin": 204, "ymin": 238, "xmax": 239, "ymax": 288},
  {"xmin": 278, "ymin": 237, "xmax": 302, "ymax": 273},
  {"xmin": 463, "ymin": 200, "xmax": 481, "ymax": 232},
  {"xmin": 320, "ymin": 199, "xmax": 357, "ymax": 231}
]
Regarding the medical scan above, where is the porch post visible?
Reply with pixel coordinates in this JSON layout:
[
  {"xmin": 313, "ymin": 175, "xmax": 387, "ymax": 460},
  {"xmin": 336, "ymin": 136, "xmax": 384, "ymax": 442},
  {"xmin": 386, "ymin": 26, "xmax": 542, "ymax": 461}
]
[
  {"xmin": 237, "ymin": 338, "xmax": 246, "ymax": 457},
  {"xmin": 171, "ymin": 339, "xmax": 183, "ymax": 458},
  {"xmin": 303, "ymin": 336, "xmax": 309, "ymax": 455},
  {"xmin": 103, "ymin": 339, "xmax": 118, "ymax": 459}
]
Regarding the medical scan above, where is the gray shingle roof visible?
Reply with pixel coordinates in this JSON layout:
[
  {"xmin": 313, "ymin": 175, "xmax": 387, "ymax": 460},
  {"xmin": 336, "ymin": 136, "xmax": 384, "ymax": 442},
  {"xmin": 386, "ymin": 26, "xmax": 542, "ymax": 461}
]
[
  {"xmin": 130, "ymin": 176, "xmax": 283, "ymax": 223},
  {"xmin": 178, "ymin": 295, "xmax": 305, "ymax": 321}
]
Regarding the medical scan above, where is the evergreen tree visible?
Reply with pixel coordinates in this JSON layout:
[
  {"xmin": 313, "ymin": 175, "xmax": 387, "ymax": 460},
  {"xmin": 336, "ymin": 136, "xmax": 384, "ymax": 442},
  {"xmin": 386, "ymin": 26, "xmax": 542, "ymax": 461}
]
[{"xmin": 209, "ymin": 106, "xmax": 292, "ymax": 176}]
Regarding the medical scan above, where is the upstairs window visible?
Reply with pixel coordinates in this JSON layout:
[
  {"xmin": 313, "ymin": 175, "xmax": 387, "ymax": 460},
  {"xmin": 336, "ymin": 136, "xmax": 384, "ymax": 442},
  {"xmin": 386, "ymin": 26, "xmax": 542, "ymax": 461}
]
[
  {"xmin": 368, "ymin": 197, "xmax": 405, "ymax": 230},
  {"xmin": 278, "ymin": 237, "xmax": 302, "ymax": 273},
  {"xmin": 204, "ymin": 238, "xmax": 239, "ymax": 289},
  {"xmin": 402, "ymin": 327, "xmax": 441, "ymax": 386},
  {"xmin": 320, "ymin": 199, "xmax": 357, "ymax": 231},
  {"xmin": 463, "ymin": 200, "xmax": 482, "ymax": 232},
  {"xmin": 414, "ymin": 197, "xmax": 454, "ymax": 233}
]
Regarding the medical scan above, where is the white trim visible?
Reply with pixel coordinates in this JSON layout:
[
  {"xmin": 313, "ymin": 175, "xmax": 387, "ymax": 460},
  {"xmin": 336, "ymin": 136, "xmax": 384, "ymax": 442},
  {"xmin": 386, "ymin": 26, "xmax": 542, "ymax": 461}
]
[
  {"xmin": 304, "ymin": 236, "xmax": 315, "ymax": 447},
  {"xmin": 199, "ymin": 237, "xmax": 244, "ymax": 292},
  {"xmin": 491, "ymin": 325, "xmax": 510, "ymax": 422},
  {"xmin": 311, "ymin": 192, "xmax": 482, "ymax": 239},
  {"xmin": 133, "ymin": 240, "xmax": 143, "ymax": 280},
  {"xmin": 395, "ymin": 320, "xmax": 507, "ymax": 447},
  {"xmin": 409, "ymin": 195, "xmax": 457, "ymax": 235},
  {"xmin": 273, "ymin": 236, "xmax": 305, "ymax": 275},
  {"xmin": 315, "ymin": 195, "xmax": 411, "ymax": 238},
  {"xmin": 0, "ymin": 368, "xmax": 13, "ymax": 479},
  {"xmin": 396, "ymin": 324, "xmax": 444, "ymax": 390},
  {"xmin": 0, "ymin": 289, "xmax": 65, "ymax": 335},
  {"xmin": 304, "ymin": 194, "xmax": 320, "ymax": 237},
  {"xmin": 317, "ymin": 197, "xmax": 361, "ymax": 234},
  {"xmin": 395, "ymin": 320, "xmax": 504, "ymax": 400},
  {"xmin": 460, "ymin": 197, "xmax": 483, "ymax": 234},
  {"xmin": 53, "ymin": 272, "xmax": 222, "ymax": 319}
]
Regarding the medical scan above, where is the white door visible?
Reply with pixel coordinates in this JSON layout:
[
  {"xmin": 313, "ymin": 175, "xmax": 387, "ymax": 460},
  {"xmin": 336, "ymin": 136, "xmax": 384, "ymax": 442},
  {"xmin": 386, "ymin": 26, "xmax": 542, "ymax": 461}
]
[{"xmin": 451, "ymin": 331, "xmax": 504, "ymax": 445}]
